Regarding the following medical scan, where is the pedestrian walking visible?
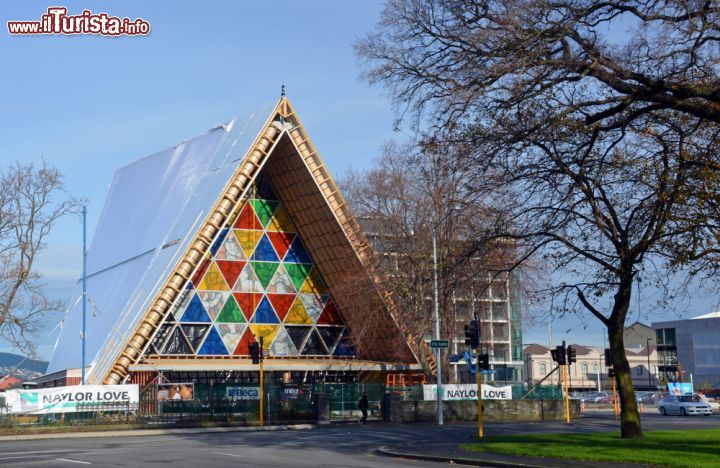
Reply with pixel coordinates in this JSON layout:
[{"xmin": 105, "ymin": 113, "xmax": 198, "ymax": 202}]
[{"xmin": 358, "ymin": 392, "xmax": 369, "ymax": 425}]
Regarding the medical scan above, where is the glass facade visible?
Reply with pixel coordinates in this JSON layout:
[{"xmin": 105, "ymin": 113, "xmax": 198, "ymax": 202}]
[
  {"xmin": 145, "ymin": 174, "xmax": 353, "ymax": 358},
  {"xmin": 656, "ymin": 327, "xmax": 678, "ymax": 382}
]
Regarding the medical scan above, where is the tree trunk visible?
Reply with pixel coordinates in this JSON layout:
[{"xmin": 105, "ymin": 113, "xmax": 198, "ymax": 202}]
[{"xmin": 608, "ymin": 274, "xmax": 644, "ymax": 439}]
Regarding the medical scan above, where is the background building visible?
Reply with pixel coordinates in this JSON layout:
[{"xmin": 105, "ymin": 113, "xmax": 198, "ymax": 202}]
[{"xmin": 653, "ymin": 312, "xmax": 720, "ymax": 388}]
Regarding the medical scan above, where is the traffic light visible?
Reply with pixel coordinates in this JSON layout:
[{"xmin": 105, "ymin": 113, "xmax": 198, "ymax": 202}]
[
  {"xmin": 567, "ymin": 345, "xmax": 577, "ymax": 365},
  {"xmin": 604, "ymin": 348, "xmax": 612, "ymax": 367},
  {"xmin": 249, "ymin": 341, "xmax": 261, "ymax": 364},
  {"xmin": 551, "ymin": 345, "xmax": 567, "ymax": 365},
  {"xmin": 464, "ymin": 319, "xmax": 480, "ymax": 349},
  {"xmin": 608, "ymin": 368, "xmax": 616, "ymax": 378},
  {"xmin": 478, "ymin": 353, "xmax": 490, "ymax": 371}
]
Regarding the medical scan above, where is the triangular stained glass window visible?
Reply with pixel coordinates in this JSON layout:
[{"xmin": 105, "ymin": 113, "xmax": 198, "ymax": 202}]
[
  {"xmin": 235, "ymin": 230, "xmax": 264, "ymax": 259},
  {"xmin": 317, "ymin": 326, "xmax": 344, "ymax": 353},
  {"xmin": 270, "ymin": 327, "xmax": 297, "ymax": 356},
  {"xmin": 233, "ymin": 263, "xmax": 263, "ymax": 292},
  {"xmin": 233, "ymin": 203, "xmax": 262, "ymax": 230},
  {"xmin": 170, "ymin": 284, "xmax": 194, "ymax": 320},
  {"xmin": 334, "ymin": 330, "xmax": 355, "ymax": 356},
  {"xmin": 267, "ymin": 205, "xmax": 296, "ymax": 233},
  {"xmin": 197, "ymin": 326, "xmax": 228, "ymax": 355},
  {"xmin": 251, "ymin": 234, "xmax": 280, "ymax": 262},
  {"xmin": 252, "ymin": 296, "xmax": 280, "ymax": 324},
  {"xmin": 250, "ymin": 324, "xmax": 280, "ymax": 349},
  {"xmin": 233, "ymin": 292, "xmax": 264, "ymax": 321},
  {"xmin": 266, "ymin": 264, "xmax": 296, "ymax": 294},
  {"xmin": 317, "ymin": 299, "xmax": 343, "ymax": 325},
  {"xmin": 285, "ymin": 326, "xmax": 311, "ymax": 351},
  {"xmin": 191, "ymin": 258, "xmax": 211, "ymax": 286},
  {"xmin": 284, "ymin": 263, "xmax": 312, "ymax": 291},
  {"xmin": 209, "ymin": 228, "xmax": 229, "ymax": 257},
  {"xmin": 266, "ymin": 231, "xmax": 295, "ymax": 260},
  {"xmin": 148, "ymin": 323, "xmax": 173, "ymax": 354},
  {"xmin": 251, "ymin": 261, "xmax": 279, "ymax": 289},
  {"xmin": 163, "ymin": 326, "xmax": 192, "ymax": 354},
  {"xmin": 233, "ymin": 326, "xmax": 256, "ymax": 355},
  {"xmin": 180, "ymin": 294, "xmax": 212, "ymax": 323},
  {"xmin": 301, "ymin": 328, "xmax": 327, "ymax": 355},
  {"xmin": 284, "ymin": 237, "xmax": 312, "ymax": 264},
  {"xmin": 299, "ymin": 293, "xmax": 324, "ymax": 324},
  {"xmin": 217, "ymin": 295, "xmax": 245, "ymax": 323},
  {"xmin": 216, "ymin": 323, "xmax": 245, "ymax": 353},
  {"xmin": 216, "ymin": 260, "xmax": 245, "ymax": 289},
  {"xmin": 197, "ymin": 262, "xmax": 229, "ymax": 291},
  {"xmin": 197, "ymin": 291, "xmax": 229, "ymax": 321},
  {"xmin": 215, "ymin": 229, "xmax": 246, "ymax": 261},
  {"xmin": 300, "ymin": 267, "xmax": 327, "ymax": 294},
  {"xmin": 181, "ymin": 324, "xmax": 209, "ymax": 352},
  {"xmin": 267, "ymin": 294, "xmax": 295, "ymax": 322},
  {"xmin": 250, "ymin": 199, "xmax": 279, "ymax": 228},
  {"xmin": 284, "ymin": 297, "xmax": 312, "ymax": 325}
]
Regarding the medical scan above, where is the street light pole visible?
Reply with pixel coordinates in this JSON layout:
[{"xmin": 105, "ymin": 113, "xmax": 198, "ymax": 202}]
[
  {"xmin": 81, "ymin": 205, "xmax": 87, "ymax": 385},
  {"xmin": 432, "ymin": 228, "xmax": 443, "ymax": 425},
  {"xmin": 647, "ymin": 338, "xmax": 652, "ymax": 389}
]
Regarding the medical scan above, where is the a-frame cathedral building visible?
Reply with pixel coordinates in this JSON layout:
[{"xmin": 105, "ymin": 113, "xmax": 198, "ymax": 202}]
[{"xmin": 46, "ymin": 98, "xmax": 421, "ymax": 389}]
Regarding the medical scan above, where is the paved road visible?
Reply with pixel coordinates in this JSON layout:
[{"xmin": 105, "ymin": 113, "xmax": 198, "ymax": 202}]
[{"xmin": 0, "ymin": 412, "xmax": 717, "ymax": 467}]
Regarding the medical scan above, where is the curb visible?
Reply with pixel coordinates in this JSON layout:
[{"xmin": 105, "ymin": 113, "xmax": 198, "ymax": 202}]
[
  {"xmin": 0, "ymin": 423, "xmax": 315, "ymax": 441},
  {"xmin": 375, "ymin": 446, "xmax": 549, "ymax": 468}
]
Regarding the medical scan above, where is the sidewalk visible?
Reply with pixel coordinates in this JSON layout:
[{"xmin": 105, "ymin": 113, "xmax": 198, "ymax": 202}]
[
  {"xmin": 0, "ymin": 423, "xmax": 314, "ymax": 442},
  {"xmin": 376, "ymin": 443, "xmax": 647, "ymax": 468}
]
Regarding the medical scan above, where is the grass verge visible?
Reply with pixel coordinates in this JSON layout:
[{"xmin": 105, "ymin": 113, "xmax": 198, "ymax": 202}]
[{"xmin": 459, "ymin": 429, "xmax": 720, "ymax": 468}]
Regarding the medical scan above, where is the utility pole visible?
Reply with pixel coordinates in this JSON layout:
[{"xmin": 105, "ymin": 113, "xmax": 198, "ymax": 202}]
[
  {"xmin": 432, "ymin": 228, "xmax": 443, "ymax": 425},
  {"xmin": 81, "ymin": 205, "xmax": 87, "ymax": 385},
  {"xmin": 647, "ymin": 338, "xmax": 652, "ymax": 389}
]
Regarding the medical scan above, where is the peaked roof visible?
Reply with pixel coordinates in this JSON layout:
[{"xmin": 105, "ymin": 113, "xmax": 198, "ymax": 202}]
[{"xmin": 48, "ymin": 98, "xmax": 418, "ymax": 384}]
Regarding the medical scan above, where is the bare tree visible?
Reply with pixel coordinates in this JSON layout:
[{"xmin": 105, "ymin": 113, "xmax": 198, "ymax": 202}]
[
  {"xmin": 0, "ymin": 161, "xmax": 81, "ymax": 356},
  {"xmin": 357, "ymin": 0, "xmax": 720, "ymax": 438}
]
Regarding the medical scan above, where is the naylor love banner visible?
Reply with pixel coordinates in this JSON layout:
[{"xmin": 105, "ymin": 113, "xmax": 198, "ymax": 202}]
[
  {"xmin": 4, "ymin": 385, "xmax": 139, "ymax": 414},
  {"xmin": 423, "ymin": 384, "xmax": 513, "ymax": 401}
]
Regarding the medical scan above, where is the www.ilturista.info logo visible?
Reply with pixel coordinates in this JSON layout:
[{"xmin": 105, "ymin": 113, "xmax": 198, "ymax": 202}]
[{"xmin": 7, "ymin": 7, "xmax": 150, "ymax": 36}]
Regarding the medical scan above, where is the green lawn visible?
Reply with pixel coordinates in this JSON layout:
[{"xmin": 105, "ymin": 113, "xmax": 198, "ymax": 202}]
[{"xmin": 459, "ymin": 429, "xmax": 720, "ymax": 468}]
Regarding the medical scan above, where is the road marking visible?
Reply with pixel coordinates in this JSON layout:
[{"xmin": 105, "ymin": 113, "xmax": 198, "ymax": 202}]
[
  {"xmin": 213, "ymin": 451, "xmax": 244, "ymax": 458},
  {"xmin": 0, "ymin": 450, "xmax": 75, "ymax": 456},
  {"xmin": 55, "ymin": 458, "xmax": 92, "ymax": 465}
]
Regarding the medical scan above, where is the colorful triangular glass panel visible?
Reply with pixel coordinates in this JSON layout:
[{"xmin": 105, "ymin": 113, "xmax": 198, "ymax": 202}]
[
  {"xmin": 171, "ymin": 284, "xmax": 194, "ymax": 320},
  {"xmin": 250, "ymin": 324, "xmax": 280, "ymax": 349},
  {"xmin": 266, "ymin": 264, "xmax": 296, "ymax": 294},
  {"xmin": 285, "ymin": 263, "xmax": 312, "ymax": 291},
  {"xmin": 197, "ymin": 262, "xmax": 229, "ymax": 291},
  {"xmin": 233, "ymin": 326, "xmax": 256, "ymax": 355},
  {"xmin": 334, "ymin": 330, "xmax": 355, "ymax": 356},
  {"xmin": 252, "ymin": 296, "xmax": 280, "ymax": 324},
  {"xmin": 269, "ymin": 327, "xmax": 297, "ymax": 356},
  {"xmin": 235, "ymin": 229, "xmax": 264, "ymax": 259},
  {"xmin": 217, "ymin": 295, "xmax": 245, "ymax": 323},
  {"xmin": 233, "ymin": 263, "xmax": 263, "ymax": 292},
  {"xmin": 233, "ymin": 292, "xmax": 264, "ymax": 321},
  {"xmin": 266, "ymin": 231, "xmax": 295, "ymax": 260},
  {"xmin": 163, "ymin": 326, "xmax": 192, "ymax": 354},
  {"xmin": 148, "ymin": 323, "xmax": 173, "ymax": 354},
  {"xmin": 210, "ymin": 228, "xmax": 229, "ymax": 257},
  {"xmin": 267, "ymin": 294, "xmax": 295, "ymax": 322},
  {"xmin": 267, "ymin": 205, "xmax": 296, "ymax": 233},
  {"xmin": 250, "ymin": 199, "xmax": 279, "ymax": 227},
  {"xmin": 191, "ymin": 258, "xmax": 211, "ymax": 286},
  {"xmin": 215, "ymin": 229, "xmax": 246, "ymax": 261},
  {"xmin": 180, "ymin": 294, "xmax": 211, "ymax": 323},
  {"xmin": 299, "ymin": 293, "xmax": 324, "ymax": 323},
  {"xmin": 317, "ymin": 299, "xmax": 343, "ymax": 325},
  {"xmin": 216, "ymin": 323, "xmax": 245, "ymax": 353},
  {"xmin": 284, "ymin": 297, "xmax": 313, "ymax": 325},
  {"xmin": 284, "ymin": 237, "xmax": 312, "ymax": 264},
  {"xmin": 197, "ymin": 326, "xmax": 228, "ymax": 355},
  {"xmin": 317, "ymin": 326, "xmax": 344, "ymax": 353},
  {"xmin": 251, "ymin": 261, "xmax": 280, "ymax": 289},
  {"xmin": 251, "ymin": 234, "xmax": 280, "ymax": 262},
  {"xmin": 286, "ymin": 326, "xmax": 311, "ymax": 350},
  {"xmin": 197, "ymin": 291, "xmax": 229, "ymax": 321},
  {"xmin": 300, "ymin": 267, "xmax": 327, "ymax": 294},
  {"xmin": 233, "ymin": 202, "xmax": 262, "ymax": 230},
  {"xmin": 301, "ymin": 328, "xmax": 327, "ymax": 355},
  {"xmin": 216, "ymin": 260, "xmax": 245, "ymax": 289}
]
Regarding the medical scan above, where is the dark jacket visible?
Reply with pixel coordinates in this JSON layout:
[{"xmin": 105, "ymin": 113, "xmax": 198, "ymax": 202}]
[{"xmin": 358, "ymin": 395, "xmax": 369, "ymax": 411}]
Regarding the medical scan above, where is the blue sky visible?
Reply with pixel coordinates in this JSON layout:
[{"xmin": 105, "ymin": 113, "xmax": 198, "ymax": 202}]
[{"xmin": 0, "ymin": 1, "xmax": 716, "ymax": 360}]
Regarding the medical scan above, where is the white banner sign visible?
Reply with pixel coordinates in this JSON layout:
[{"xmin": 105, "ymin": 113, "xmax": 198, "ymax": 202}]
[
  {"xmin": 4, "ymin": 385, "xmax": 139, "ymax": 414},
  {"xmin": 226, "ymin": 386, "xmax": 260, "ymax": 400},
  {"xmin": 423, "ymin": 384, "xmax": 512, "ymax": 401}
]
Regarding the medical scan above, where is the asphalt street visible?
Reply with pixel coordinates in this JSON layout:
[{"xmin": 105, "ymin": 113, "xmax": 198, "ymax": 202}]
[{"xmin": 0, "ymin": 411, "xmax": 717, "ymax": 467}]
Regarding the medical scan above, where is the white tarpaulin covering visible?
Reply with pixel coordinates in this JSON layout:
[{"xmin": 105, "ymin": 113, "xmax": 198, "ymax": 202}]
[
  {"xmin": 423, "ymin": 384, "xmax": 512, "ymax": 401},
  {"xmin": 5, "ymin": 385, "xmax": 139, "ymax": 414}
]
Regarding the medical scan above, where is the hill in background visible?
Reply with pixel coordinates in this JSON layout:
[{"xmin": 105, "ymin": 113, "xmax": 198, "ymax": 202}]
[{"xmin": 0, "ymin": 352, "xmax": 48, "ymax": 378}]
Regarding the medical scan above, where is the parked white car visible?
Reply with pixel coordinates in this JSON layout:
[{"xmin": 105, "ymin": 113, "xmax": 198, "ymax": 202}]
[
  {"xmin": 698, "ymin": 393, "xmax": 720, "ymax": 412},
  {"xmin": 658, "ymin": 395, "xmax": 713, "ymax": 416}
]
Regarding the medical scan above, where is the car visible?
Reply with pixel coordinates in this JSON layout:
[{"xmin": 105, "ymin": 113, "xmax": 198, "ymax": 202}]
[{"xmin": 658, "ymin": 395, "xmax": 713, "ymax": 416}]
